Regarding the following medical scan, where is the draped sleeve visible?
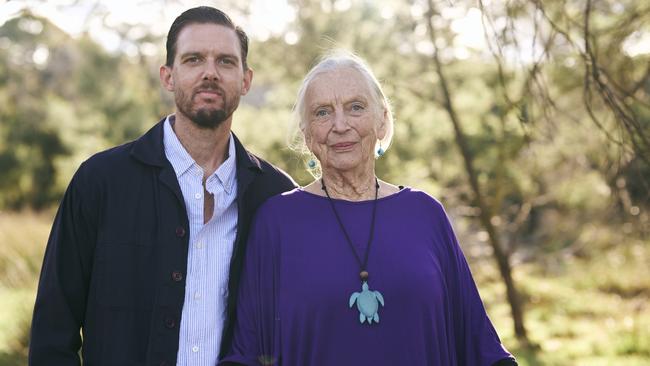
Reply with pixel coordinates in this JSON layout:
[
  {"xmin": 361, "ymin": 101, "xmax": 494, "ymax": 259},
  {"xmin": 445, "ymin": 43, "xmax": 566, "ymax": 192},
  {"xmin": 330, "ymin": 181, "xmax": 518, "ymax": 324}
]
[
  {"xmin": 219, "ymin": 202, "xmax": 281, "ymax": 366},
  {"xmin": 435, "ymin": 202, "xmax": 516, "ymax": 366}
]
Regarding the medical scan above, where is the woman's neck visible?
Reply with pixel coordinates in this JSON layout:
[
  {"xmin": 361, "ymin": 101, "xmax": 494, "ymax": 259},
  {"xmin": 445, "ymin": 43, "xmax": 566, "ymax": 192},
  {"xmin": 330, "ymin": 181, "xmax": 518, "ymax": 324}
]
[{"xmin": 319, "ymin": 168, "xmax": 377, "ymax": 201}]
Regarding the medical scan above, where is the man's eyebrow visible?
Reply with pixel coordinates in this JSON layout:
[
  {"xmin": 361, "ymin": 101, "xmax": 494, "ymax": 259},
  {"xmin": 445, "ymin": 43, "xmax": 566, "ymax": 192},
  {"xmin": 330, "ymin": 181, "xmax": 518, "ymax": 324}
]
[
  {"xmin": 217, "ymin": 52, "xmax": 240, "ymax": 60},
  {"xmin": 179, "ymin": 51, "xmax": 240, "ymax": 61},
  {"xmin": 179, "ymin": 51, "xmax": 202, "ymax": 59}
]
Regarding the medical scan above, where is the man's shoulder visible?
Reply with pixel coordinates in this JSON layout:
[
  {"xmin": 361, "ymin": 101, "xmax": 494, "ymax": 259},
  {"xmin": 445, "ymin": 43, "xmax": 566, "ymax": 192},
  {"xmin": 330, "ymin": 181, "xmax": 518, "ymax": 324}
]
[
  {"xmin": 237, "ymin": 148, "xmax": 297, "ymax": 208},
  {"xmin": 78, "ymin": 118, "xmax": 166, "ymax": 177},
  {"xmin": 236, "ymin": 142, "xmax": 296, "ymax": 189},
  {"xmin": 255, "ymin": 154, "xmax": 296, "ymax": 187},
  {"xmin": 61, "ymin": 140, "xmax": 143, "ymax": 204},
  {"xmin": 78, "ymin": 140, "xmax": 139, "ymax": 176}
]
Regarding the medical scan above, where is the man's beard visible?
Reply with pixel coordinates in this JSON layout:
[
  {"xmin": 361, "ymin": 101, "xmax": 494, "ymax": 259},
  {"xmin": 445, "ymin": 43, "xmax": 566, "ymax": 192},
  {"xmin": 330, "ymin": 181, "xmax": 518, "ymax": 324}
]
[
  {"xmin": 175, "ymin": 82, "xmax": 240, "ymax": 129},
  {"xmin": 192, "ymin": 108, "xmax": 228, "ymax": 129}
]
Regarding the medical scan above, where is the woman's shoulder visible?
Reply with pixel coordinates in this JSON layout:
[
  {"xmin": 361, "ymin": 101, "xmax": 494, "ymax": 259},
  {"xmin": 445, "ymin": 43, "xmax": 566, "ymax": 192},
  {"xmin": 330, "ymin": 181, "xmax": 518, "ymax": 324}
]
[
  {"xmin": 255, "ymin": 188, "xmax": 316, "ymax": 217},
  {"xmin": 389, "ymin": 185, "xmax": 446, "ymax": 212}
]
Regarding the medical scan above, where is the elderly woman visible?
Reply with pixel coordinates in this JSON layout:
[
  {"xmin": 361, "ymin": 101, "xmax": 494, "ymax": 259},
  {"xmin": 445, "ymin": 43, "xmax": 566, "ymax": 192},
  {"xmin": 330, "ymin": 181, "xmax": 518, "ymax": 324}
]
[{"xmin": 220, "ymin": 52, "xmax": 516, "ymax": 366}]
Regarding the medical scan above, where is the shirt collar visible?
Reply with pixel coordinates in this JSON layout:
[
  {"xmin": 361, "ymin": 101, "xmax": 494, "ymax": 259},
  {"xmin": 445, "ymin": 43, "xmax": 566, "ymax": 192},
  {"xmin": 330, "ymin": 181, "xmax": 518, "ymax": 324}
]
[
  {"xmin": 163, "ymin": 115, "xmax": 237, "ymax": 195},
  {"xmin": 215, "ymin": 131, "xmax": 236, "ymax": 195},
  {"xmin": 163, "ymin": 115, "xmax": 195, "ymax": 178}
]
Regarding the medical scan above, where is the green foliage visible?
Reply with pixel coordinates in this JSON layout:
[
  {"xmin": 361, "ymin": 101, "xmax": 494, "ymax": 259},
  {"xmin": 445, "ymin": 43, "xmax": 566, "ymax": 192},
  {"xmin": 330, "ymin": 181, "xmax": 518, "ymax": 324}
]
[{"xmin": 0, "ymin": 12, "xmax": 165, "ymax": 209}]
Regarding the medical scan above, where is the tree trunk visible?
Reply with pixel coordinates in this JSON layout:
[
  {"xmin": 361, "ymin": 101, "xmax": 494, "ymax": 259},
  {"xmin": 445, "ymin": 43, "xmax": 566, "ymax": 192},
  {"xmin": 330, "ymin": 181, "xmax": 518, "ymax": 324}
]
[{"xmin": 425, "ymin": 0, "xmax": 529, "ymax": 344}]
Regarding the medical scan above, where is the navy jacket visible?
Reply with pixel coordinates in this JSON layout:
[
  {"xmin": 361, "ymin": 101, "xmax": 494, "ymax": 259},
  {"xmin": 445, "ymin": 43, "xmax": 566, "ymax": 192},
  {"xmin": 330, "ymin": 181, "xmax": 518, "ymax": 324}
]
[{"xmin": 29, "ymin": 119, "xmax": 296, "ymax": 365}]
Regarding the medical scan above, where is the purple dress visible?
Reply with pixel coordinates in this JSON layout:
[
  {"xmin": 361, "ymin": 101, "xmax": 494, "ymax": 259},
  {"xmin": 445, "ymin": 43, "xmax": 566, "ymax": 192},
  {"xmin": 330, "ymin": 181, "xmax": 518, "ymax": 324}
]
[{"xmin": 220, "ymin": 188, "xmax": 514, "ymax": 366}]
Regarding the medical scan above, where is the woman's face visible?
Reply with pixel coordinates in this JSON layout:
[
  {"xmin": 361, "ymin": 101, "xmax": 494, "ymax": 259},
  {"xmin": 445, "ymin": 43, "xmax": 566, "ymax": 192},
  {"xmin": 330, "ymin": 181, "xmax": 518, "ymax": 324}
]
[{"xmin": 303, "ymin": 67, "xmax": 386, "ymax": 174}]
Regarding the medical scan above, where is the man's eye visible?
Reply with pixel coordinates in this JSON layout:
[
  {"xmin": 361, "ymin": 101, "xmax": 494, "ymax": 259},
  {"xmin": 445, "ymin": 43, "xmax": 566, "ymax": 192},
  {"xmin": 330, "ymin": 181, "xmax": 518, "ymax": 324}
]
[
  {"xmin": 219, "ymin": 58, "xmax": 235, "ymax": 65},
  {"xmin": 186, "ymin": 56, "xmax": 200, "ymax": 63}
]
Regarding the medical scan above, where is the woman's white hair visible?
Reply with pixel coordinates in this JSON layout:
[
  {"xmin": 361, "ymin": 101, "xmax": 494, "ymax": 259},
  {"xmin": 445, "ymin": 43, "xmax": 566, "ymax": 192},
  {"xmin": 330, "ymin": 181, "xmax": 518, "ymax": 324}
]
[{"xmin": 289, "ymin": 50, "xmax": 394, "ymax": 175}]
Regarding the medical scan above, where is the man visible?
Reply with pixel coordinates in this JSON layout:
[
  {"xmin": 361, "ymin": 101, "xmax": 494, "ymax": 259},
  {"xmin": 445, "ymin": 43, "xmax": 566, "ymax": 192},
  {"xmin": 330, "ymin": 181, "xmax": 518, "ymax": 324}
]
[{"xmin": 29, "ymin": 6, "xmax": 295, "ymax": 365}]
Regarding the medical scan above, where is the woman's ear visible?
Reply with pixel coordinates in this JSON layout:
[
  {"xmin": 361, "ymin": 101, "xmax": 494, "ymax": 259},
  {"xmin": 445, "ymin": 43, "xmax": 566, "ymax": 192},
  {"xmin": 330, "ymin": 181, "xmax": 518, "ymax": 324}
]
[
  {"xmin": 376, "ymin": 107, "xmax": 388, "ymax": 140},
  {"xmin": 303, "ymin": 128, "xmax": 313, "ymax": 149}
]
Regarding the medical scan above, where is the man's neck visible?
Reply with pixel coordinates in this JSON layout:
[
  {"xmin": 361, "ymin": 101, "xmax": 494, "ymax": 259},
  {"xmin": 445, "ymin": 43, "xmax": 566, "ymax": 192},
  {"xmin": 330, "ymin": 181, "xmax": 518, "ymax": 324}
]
[{"xmin": 172, "ymin": 113, "xmax": 232, "ymax": 177}]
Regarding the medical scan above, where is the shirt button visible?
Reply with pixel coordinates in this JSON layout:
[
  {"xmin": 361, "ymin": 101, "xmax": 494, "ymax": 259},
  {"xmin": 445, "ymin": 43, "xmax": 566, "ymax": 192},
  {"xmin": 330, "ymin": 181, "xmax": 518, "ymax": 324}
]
[
  {"xmin": 171, "ymin": 271, "xmax": 183, "ymax": 282},
  {"xmin": 175, "ymin": 226, "xmax": 186, "ymax": 237},
  {"xmin": 195, "ymin": 241, "xmax": 203, "ymax": 249},
  {"xmin": 192, "ymin": 345, "xmax": 199, "ymax": 353},
  {"xmin": 194, "ymin": 291, "xmax": 201, "ymax": 299},
  {"xmin": 194, "ymin": 192, "xmax": 202, "ymax": 199}
]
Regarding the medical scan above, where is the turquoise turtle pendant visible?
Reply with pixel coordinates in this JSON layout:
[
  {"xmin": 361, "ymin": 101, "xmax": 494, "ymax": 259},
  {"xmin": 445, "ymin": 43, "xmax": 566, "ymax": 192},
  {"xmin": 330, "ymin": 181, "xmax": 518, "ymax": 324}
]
[{"xmin": 349, "ymin": 281, "xmax": 384, "ymax": 324}]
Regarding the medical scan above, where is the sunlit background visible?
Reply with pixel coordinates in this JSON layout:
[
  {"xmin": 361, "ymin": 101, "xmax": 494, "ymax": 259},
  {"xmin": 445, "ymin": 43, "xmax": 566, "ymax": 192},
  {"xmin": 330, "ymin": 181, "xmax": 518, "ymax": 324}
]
[{"xmin": 0, "ymin": 0, "xmax": 649, "ymax": 365}]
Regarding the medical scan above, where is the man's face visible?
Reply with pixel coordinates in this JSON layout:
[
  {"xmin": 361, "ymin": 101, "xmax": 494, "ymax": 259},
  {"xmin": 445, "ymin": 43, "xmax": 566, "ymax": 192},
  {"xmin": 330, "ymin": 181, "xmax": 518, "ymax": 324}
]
[{"xmin": 160, "ymin": 23, "xmax": 252, "ymax": 129}]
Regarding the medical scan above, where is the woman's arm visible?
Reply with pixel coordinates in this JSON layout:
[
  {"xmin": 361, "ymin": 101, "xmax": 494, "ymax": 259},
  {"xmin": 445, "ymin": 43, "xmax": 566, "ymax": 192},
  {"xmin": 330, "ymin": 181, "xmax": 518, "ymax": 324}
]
[{"xmin": 219, "ymin": 205, "xmax": 280, "ymax": 366}]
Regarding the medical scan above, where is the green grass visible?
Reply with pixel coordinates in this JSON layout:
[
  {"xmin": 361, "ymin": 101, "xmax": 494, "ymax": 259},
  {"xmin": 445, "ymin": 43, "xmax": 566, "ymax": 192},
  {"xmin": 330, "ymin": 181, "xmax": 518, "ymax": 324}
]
[
  {"xmin": 0, "ymin": 211, "xmax": 648, "ymax": 365},
  {"xmin": 0, "ymin": 287, "xmax": 33, "ymax": 365},
  {"xmin": 477, "ymin": 235, "xmax": 650, "ymax": 366},
  {"xmin": 0, "ymin": 210, "xmax": 51, "ymax": 365}
]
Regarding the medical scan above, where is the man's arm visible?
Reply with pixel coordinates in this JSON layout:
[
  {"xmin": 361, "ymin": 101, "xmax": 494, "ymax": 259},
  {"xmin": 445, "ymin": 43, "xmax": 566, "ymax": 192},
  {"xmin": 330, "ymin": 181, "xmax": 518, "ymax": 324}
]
[{"xmin": 29, "ymin": 166, "xmax": 97, "ymax": 365}]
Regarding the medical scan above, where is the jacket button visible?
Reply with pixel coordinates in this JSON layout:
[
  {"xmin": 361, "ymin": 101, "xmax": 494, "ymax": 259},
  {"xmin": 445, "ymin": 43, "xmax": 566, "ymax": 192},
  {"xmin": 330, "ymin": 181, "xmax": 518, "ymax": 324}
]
[
  {"xmin": 164, "ymin": 316, "xmax": 175, "ymax": 329},
  {"xmin": 171, "ymin": 271, "xmax": 183, "ymax": 282},
  {"xmin": 160, "ymin": 362, "xmax": 169, "ymax": 366},
  {"xmin": 175, "ymin": 226, "xmax": 186, "ymax": 237}
]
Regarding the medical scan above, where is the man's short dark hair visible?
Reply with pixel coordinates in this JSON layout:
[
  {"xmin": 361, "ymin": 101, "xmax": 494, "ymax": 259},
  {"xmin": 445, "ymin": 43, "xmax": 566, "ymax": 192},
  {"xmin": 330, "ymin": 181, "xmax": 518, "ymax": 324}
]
[{"xmin": 165, "ymin": 6, "xmax": 249, "ymax": 70}]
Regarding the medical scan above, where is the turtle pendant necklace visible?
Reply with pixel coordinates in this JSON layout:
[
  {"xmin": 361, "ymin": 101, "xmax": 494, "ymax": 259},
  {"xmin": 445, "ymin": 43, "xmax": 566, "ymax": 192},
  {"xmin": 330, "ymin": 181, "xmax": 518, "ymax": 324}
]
[{"xmin": 321, "ymin": 177, "xmax": 385, "ymax": 325}]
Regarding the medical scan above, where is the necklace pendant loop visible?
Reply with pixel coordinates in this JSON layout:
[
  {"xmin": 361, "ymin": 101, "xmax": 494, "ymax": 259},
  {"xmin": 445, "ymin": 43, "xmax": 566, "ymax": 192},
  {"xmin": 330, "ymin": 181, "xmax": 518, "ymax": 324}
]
[{"xmin": 359, "ymin": 270, "xmax": 369, "ymax": 281}]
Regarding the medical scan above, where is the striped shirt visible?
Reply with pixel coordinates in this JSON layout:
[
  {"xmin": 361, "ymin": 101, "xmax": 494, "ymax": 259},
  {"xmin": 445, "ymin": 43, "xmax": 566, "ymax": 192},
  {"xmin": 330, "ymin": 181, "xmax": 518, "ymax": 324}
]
[{"xmin": 163, "ymin": 116, "xmax": 238, "ymax": 365}]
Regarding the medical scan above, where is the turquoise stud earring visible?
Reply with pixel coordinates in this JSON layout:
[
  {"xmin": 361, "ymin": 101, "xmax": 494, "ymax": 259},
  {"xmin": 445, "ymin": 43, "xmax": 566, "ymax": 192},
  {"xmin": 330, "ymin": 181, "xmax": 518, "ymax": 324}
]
[
  {"xmin": 307, "ymin": 159, "xmax": 317, "ymax": 169},
  {"xmin": 376, "ymin": 145, "xmax": 385, "ymax": 157}
]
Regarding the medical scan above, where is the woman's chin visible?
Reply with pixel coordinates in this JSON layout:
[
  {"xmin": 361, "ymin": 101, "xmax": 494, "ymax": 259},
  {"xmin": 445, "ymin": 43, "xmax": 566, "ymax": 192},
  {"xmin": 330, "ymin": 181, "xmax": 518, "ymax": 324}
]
[{"xmin": 322, "ymin": 160, "xmax": 365, "ymax": 173}]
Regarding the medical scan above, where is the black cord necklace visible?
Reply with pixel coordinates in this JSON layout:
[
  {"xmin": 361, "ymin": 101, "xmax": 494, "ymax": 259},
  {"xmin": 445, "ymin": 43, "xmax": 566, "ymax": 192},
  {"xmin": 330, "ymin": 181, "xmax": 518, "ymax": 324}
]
[{"xmin": 321, "ymin": 177, "xmax": 385, "ymax": 325}]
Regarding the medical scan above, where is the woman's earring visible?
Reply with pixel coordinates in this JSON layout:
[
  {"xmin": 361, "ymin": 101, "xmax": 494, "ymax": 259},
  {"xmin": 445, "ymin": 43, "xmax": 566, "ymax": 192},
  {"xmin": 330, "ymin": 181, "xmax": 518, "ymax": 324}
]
[
  {"xmin": 377, "ymin": 144, "xmax": 385, "ymax": 157},
  {"xmin": 307, "ymin": 159, "xmax": 317, "ymax": 169}
]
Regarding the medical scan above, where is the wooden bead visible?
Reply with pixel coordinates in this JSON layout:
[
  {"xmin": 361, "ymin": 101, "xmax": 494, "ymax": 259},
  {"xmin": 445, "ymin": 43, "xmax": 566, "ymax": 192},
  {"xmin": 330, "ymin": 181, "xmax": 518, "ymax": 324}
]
[{"xmin": 360, "ymin": 271, "xmax": 369, "ymax": 281}]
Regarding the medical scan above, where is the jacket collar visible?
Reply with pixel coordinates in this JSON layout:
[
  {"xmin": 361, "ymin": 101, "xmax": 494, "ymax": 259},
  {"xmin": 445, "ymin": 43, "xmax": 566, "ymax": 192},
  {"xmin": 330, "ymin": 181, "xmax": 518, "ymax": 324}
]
[{"xmin": 130, "ymin": 117, "xmax": 264, "ymax": 175}]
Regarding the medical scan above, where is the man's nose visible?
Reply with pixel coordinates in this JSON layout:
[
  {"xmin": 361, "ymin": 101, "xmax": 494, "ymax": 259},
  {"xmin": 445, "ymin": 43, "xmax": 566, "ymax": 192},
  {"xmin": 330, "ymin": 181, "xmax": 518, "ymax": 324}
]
[{"xmin": 202, "ymin": 60, "xmax": 220, "ymax": 80}]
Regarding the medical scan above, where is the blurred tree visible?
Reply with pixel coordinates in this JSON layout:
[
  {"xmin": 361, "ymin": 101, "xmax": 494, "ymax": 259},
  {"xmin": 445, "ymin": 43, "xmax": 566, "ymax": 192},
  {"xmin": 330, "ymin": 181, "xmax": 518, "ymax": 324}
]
[
  {"xmin": 417, "ymin": 0, "xmax": 530, "ymax": 344},
  {"xmin": 0, "ymin": 13, "xmax": 71, "ymax": 209},
  {"xmin": 0, "ymin": 11, "xmax": 168, "ymax": 209}
]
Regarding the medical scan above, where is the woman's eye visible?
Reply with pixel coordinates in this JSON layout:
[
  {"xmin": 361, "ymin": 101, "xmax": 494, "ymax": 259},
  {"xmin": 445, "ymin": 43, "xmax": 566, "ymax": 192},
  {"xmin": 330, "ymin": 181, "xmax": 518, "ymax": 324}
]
[
  {"xmin": 349, "ymin": 103, "xmax": 366, "ymax": 115},
  {"xmin": 315, "ymin": 109, "xmax": 329, "ymax": 117}
]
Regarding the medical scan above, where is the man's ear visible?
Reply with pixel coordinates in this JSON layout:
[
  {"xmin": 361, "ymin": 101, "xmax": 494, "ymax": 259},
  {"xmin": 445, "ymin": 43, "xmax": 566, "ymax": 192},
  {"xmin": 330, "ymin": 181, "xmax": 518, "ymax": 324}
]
[
  {"xmin": 241, "ymin": 67, "xmax": 253, "ymax": 95},
  {"xmin": 160, "ymin": 65, "xmax": 174, "ymax": 91}
]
